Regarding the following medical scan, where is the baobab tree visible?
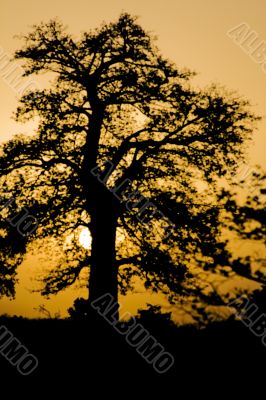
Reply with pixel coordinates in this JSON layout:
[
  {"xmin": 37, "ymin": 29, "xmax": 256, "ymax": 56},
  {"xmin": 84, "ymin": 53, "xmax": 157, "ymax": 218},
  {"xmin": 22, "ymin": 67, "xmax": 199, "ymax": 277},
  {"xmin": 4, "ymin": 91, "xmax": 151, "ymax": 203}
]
[{"xmin": 0, "ymin": 14, "xmax": 262, "ymax": 317}]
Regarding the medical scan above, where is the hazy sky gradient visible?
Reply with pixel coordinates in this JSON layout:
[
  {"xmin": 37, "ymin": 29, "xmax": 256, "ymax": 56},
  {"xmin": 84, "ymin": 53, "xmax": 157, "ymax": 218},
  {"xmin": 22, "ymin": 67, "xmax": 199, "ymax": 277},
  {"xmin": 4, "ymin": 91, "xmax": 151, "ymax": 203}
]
[{"xmin": 0, "ymin": 0, "xmax": 265, "ymax": 317}]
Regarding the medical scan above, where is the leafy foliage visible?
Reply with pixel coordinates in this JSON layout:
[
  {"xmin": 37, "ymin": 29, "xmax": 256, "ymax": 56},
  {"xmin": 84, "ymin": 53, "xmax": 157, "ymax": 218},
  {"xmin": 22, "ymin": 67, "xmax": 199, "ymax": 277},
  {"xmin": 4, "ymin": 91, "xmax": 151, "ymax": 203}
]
[{"xmin": 0, "ymin": 14, "xmax": 264, "ymax": 310}]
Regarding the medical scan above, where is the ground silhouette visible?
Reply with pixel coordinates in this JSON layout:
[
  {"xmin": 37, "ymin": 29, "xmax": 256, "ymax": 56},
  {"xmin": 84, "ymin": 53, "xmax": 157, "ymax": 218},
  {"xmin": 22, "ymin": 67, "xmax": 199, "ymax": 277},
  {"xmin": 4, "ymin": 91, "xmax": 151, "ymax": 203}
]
[{"xmin": 0, "ymin": 306, "xmax": 265, "ymax": 396}]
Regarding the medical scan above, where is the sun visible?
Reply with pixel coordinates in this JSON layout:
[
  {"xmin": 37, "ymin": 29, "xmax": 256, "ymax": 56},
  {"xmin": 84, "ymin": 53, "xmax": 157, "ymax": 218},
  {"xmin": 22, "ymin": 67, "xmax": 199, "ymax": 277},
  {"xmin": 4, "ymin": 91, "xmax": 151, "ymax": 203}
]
[{"xmin": 79, "ymin": 227, "xmax": 92, "ymax": 249}]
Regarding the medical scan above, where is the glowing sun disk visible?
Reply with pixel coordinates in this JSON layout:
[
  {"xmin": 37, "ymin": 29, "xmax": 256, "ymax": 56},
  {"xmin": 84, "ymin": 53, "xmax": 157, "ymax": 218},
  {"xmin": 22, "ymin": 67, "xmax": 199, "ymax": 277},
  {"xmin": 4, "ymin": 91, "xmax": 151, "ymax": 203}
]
[{"xmin": 79, "ymin": 228, "xmax": 92, "ymax": 249}]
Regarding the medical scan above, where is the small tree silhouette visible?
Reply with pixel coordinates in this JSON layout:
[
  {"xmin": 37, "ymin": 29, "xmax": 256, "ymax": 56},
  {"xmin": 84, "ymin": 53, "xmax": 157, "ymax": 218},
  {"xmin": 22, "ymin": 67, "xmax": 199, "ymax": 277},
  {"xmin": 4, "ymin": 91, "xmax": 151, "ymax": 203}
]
[{"xmin": 68, "ymin": 297, "xmax": 89, "ymax": 320}]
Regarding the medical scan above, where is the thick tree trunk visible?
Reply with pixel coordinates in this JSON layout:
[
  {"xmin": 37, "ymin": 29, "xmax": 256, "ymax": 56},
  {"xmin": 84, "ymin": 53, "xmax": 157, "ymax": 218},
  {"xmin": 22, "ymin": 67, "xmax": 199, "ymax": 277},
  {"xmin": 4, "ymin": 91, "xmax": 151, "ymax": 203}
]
[
  {"xmin": 88, "ymin": 202, "xmax": 119, "ymax": 318},
  {"xmin": 81, "ymin": 107, "xmax": 120, "ymax": 319}
]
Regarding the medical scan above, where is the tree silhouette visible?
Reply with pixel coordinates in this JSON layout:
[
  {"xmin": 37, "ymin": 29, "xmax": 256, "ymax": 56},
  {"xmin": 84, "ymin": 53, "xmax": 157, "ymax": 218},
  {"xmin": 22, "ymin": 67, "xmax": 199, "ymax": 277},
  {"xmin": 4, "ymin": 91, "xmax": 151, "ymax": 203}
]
[
  {"xmin": 0, "ymin": 14, "xmax": 262, "ymax": 317},
  {"xmin": 222, "ymin": 169, "xmax": 266, "ymax": 286}
]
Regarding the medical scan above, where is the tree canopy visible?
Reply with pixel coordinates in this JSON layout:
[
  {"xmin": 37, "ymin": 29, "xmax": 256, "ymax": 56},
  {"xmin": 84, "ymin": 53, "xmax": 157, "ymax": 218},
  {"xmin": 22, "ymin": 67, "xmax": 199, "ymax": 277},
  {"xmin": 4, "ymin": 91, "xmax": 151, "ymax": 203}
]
[{"xmin": 0, "ymin": 14, "xmax": 264, "ymax": 317}]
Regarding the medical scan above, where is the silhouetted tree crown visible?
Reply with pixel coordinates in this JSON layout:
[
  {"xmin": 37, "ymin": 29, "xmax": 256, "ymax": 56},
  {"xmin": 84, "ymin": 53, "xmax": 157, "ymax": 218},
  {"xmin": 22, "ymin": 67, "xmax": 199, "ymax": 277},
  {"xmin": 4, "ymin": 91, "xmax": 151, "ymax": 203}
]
[{"xmin": 0, "ymin": 14, "xmax": 264, "ymax": 315}]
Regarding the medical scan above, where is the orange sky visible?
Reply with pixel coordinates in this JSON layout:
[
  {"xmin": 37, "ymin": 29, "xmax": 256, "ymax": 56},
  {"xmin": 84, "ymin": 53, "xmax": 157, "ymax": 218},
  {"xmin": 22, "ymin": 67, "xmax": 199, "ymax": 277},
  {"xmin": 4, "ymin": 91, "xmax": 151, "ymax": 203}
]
[{"xmin": 0, "ymin": 0, "xmax": 265, "ymax": 318}]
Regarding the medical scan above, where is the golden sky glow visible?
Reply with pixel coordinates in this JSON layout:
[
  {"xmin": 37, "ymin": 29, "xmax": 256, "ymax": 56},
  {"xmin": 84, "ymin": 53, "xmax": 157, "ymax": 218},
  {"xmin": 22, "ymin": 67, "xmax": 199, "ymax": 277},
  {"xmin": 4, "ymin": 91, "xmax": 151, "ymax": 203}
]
[{"xmin": 0, "ymin": 0, "xmax": 265, "ymax": 318}]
